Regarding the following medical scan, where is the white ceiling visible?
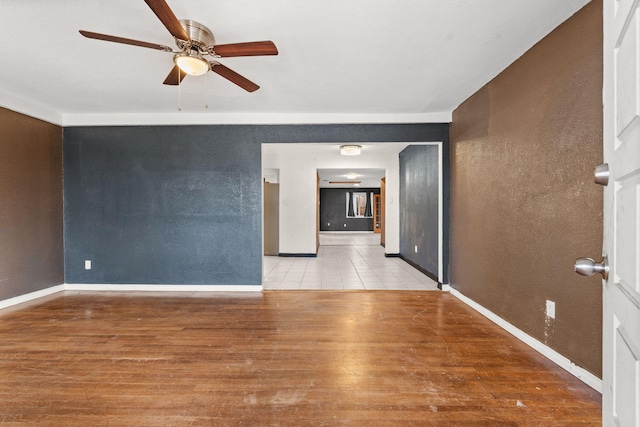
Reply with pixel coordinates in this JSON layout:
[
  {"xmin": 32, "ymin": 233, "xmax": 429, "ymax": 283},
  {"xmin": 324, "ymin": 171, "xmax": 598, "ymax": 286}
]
[
  {"xmin": 318, "ymin": 168, "xmax": 385, "ymax": 189},
  {"xmin": 263, "ymin": 142, "xmax": 430, "ymax": 188},
  {"xmin": 0, "ymin": 0, "xmax": 589, "ymax": 126}
]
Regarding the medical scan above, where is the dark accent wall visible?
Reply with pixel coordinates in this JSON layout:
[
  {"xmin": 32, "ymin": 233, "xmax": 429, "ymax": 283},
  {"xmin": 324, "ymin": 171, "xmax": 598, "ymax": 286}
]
[
  {"xmin": 63, "ymin": 123, "xmax": 449, "ymax": 286},
  {"xmin": 0, "ymin": 107, "xmax": 63, "ymax": 299},
  {"xmin": 320, "ymin": 188, "xmax": 379, "ymax": 231},
  {"xmin": 64, "ymin": 126, "xmax": 262, "ymax": 285},
  {"xmin": 449, "ymin": 1, "xmax": 603, "ymax": 376},
  {"xmin": 255, "ymin": 124, "xmax": 450, "ymax": 145},
  {"xmin": 399, "ymin": 145, "xmax": 439, "ymax": 281}
]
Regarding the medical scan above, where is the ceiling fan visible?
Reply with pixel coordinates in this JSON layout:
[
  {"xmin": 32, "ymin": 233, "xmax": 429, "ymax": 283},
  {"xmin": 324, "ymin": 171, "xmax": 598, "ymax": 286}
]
[{"xmin": 79, "ymin": 0, "xmax": 278, "ymax": 92}]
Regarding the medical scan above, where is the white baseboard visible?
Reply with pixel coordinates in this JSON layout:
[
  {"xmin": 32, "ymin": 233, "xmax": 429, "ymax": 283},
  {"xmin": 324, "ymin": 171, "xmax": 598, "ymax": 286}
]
[
  {"xmin": 449, "ymin": 288, "xmax": 602, "ymax": 393},
  {"xmin": 0, "ymin": 283, "xmax": 262, "ymax": 311},
  {"xmin": 0, "ymin": 284, "xmax": 65, "ymax": 310},
  {"xmin": 64, "ymin": 283, "xmax": 263, "ymax": 292}
]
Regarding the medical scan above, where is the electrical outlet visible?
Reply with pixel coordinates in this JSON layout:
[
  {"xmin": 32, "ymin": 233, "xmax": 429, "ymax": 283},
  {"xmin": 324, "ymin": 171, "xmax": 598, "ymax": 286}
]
[
  {"xmin": 414, "ymin": 245, "xmax": 418, "ymax": 253},
  {"xmin": 546, "ymin": 300, "xmax": 555, "ymax": 319},
  {"xmin": 84, "ymin": 260, "xmax": 92, "ymax": 270}
]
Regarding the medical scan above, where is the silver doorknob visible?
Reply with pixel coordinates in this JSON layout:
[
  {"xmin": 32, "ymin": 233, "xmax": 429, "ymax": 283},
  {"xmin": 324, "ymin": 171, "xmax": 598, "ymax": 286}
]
[
  {"xmin": 574, "ymin": 256, "xmax": 609, "ymax": 280},
  {"xmin": 594, "ymin": 163, "xmax": 609, "ymax": 186}
]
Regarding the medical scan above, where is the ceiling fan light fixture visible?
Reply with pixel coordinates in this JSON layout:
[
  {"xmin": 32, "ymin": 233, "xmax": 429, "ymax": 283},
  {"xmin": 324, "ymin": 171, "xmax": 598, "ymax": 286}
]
[
  {"xmin": 174, "ymin": 52, "xmax": 210, "ymax": 76},
  {"xmin": 340, "ymin": 145, "xmax": 362, "ymax": 156}
]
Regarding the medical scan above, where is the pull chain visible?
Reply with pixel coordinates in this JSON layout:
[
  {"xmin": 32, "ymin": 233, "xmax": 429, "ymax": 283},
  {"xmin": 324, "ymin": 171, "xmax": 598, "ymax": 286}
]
[
  {"xmin": 178, "ymin": 72, "xmax": 182, "ymax": 111},
  {"xmin": 204, "ymin": 72, "xmax": 209, "ymax": 109}
]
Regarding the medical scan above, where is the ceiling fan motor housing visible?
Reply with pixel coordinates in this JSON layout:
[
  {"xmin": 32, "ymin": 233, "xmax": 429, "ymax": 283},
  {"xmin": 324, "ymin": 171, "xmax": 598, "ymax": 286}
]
[{"xmin": 178, "ymin": 19, "xmax": 215, "ymax": 51}]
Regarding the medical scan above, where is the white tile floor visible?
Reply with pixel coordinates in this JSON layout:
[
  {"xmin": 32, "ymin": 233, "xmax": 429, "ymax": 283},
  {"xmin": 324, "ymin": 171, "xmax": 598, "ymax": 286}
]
[{"xmin": 263, "ymin": 232, "xmax": 439, "ymax": 291}]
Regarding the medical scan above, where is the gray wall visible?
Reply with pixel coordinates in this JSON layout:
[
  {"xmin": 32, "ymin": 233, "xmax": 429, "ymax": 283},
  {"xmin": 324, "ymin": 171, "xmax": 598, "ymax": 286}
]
[
  {"xmin": 399, "ymin": 145, "xmax": 440, "ymax": 282},
  {"xmin": 64, "ymin": 123, "xmax": 449, "ymax": 286},
  {"xmin": 320, "ymin": 188, "xmax": 379, "ymax": 232},
  {"xmin": 64, "ymin": 126, "xmax": 262, "ymax": 285}
]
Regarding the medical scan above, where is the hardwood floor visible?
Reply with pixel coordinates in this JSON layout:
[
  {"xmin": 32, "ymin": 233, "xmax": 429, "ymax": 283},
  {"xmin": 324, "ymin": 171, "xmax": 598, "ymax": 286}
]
[{"xmin": 0, "ymin": 291, "xmax": 601, "ymax": 426}]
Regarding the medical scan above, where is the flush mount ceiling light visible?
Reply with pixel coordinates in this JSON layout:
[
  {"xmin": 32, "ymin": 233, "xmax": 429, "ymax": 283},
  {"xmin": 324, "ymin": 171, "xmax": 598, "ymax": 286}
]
[
  {"xmin": 174, "ymin": 51, "xmax": 210, "ymax": 76},
  {"xmin": 339, "ymin": 145, "xmax": 362, "ymax": 156},
  {"xmin": 345, "ymin": 172, "xmax": 359, "ymax": 180}
]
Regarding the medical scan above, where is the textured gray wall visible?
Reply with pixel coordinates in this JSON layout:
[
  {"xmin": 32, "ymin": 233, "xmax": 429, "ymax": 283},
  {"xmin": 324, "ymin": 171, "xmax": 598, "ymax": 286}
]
[
  {"xmin": 399, "ymin": 145, "xmax": 440, "ymax": 281},
  {"xmin": 320, "ymin": 188, "xmax": 379, "ymax": 232},
  {"xmin": 64, "ymin": 126, "xmax": 262, "ymax": 285},
  {"xmin": 63, "ymin": 123, "xmax": 449, "ymax": 286}
]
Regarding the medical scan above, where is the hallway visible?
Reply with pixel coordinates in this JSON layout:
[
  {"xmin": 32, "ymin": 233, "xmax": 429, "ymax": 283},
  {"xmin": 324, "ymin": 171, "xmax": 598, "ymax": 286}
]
[{"xmin": 263, "ymin": 232, "xmax": 440, "ymax": 291}]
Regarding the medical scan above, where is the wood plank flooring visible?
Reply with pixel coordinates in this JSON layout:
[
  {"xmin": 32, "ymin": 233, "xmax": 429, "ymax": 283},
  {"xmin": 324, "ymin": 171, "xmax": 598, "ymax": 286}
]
[{"xmin": 0, "ymin": 291, "xmax": 601, "ymax": 426}]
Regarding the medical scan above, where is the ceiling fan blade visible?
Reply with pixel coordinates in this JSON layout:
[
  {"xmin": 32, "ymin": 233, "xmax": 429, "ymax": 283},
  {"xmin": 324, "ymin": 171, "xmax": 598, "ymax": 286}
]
[
  {"xmin": 163, "ymin": 65, "xmax": 187, "ymax": 85},
  {"xmin": 143, "ymin": 0, "xmax": 190, "ymax": 41},
  {"xmin": 211, "ymin": 63, "xmax": 260, "ymax": 92},
  {"xmin": 214, "ymin": 41, "xmax": 278, "ymax": 57},
  {"xmin": 79, "ymin": 30, "xmax": 172, "ymax": 51}
]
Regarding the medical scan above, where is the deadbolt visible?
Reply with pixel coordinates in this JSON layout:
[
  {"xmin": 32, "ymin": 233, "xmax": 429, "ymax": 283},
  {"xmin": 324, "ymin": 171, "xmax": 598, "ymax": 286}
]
[
  {"xmin": 574, "ymin": 256, "xmax": 609, "ymax": 280},
  {"xmin": 594, "ymin": 163, "xmax": 609, "ymax": 186}
]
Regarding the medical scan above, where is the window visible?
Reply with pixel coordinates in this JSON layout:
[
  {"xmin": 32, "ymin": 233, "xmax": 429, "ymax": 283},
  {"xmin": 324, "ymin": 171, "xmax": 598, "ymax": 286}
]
[{"xmin": 346, "ymin": 192, "xmax": 372, "ymax": 218}]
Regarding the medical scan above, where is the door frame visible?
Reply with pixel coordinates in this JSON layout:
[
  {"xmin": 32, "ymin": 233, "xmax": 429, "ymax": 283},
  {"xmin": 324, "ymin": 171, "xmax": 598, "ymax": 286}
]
[
  {"xmin": 602, "ymin": 0, "xmax": 640, "ymax": 423},
  {"xmin": 262, "ymin": 140, "xmax": 449, "ymax": 287}
]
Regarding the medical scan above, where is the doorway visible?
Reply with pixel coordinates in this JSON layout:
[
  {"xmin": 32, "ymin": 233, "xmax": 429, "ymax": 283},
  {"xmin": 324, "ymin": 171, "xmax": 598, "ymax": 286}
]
[
  {"xmin": 263, "ymin": 181, "xmax": 279, "ymax": 256},
  {"xmin": 373, "ymin": 194, "xmax": 381, "ymax": 234},
  {"xmin": 261, "ymin": 142, "xmax": 448, "ymax": 289}
]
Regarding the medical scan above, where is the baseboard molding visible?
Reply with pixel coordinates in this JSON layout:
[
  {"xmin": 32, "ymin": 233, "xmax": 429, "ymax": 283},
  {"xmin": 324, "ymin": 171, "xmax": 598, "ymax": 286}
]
[
  {"xmin": 449, "ymin": 288, "xmax": 602, "ymax": 393},
  {"xmin": 384, "ymin": 253, "xmax": 400, "ymax": 257},
  {"xmin": 0, "ymin": 284, "xmax": 65, "ymax": 310},
  {"xmin": 0, "ymin": 283, "xmax": 263, "ymax": 311},
  {"xmin": 278, "ymin": 253, "xmax": 317, "ymax": 258},
  {"xmin": 319, "ymin": 231, "xmax": 373, "ymax": 234},
  {"xmin": 398, "ymin": 255, "xmax": 441, "ymax": 285},
  {"xmin": 64, "ymin": 284, "xmax": 263, "ymax": 292}
]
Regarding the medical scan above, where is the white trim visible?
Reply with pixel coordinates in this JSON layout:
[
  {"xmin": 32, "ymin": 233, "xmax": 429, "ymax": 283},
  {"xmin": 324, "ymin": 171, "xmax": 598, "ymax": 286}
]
[
  {"xmin": 0, "ymin": 283, "xmax": 263, "ymax": 311},
  {"xmin": 64, "ymin": 283, "xmax": 263, "ymax": 292},
  {"xmin": 437, "ymin": 142, "xmax": 444, "ymax": 284},
  {"xmin": 0, "ymin": 90, "xmax": 63, "ymax": 125},
  {"xmin": 319, "ymin": 231, "xmax": 374, "ymax": 234},
  {"xmin": 450, "ymin": 288, "xmax": 602, "ymax": 393},
  {"xmin": 0, "ymin": 284, "xmax": 65, "ymax": 310},
  {"xmin": 60, "ymin": 112, "xmax": 453, "ymax": 127}
]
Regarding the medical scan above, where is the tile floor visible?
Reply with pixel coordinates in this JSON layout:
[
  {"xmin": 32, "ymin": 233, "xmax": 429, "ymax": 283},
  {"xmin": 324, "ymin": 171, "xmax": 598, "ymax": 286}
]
[{"xmin": 263, "ymin": 232, "xmax": 440, "ymax": 291}]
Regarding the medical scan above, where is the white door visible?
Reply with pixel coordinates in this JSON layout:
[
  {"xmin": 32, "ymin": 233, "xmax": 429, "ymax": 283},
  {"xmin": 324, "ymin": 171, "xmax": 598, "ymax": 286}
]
[{"xmin": 603, "ymin": 0, "xmax": 640, "ymax": 425}]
